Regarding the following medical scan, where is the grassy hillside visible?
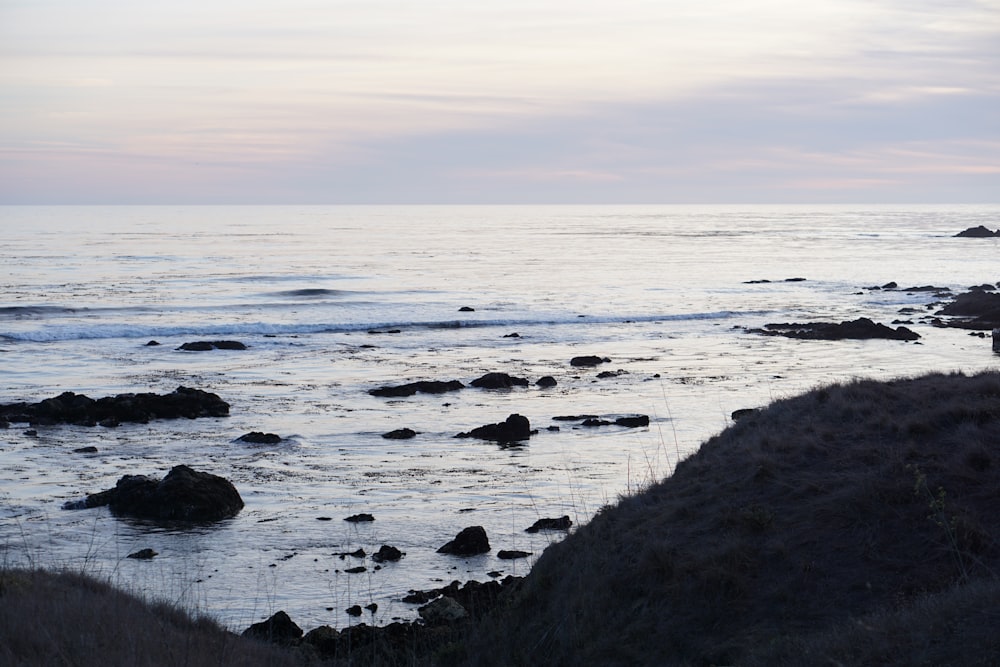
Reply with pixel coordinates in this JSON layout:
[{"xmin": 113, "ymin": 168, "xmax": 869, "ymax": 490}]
[{"xmin": 466, "ymin": 370, "xmax": 1000, "ymax": 666}]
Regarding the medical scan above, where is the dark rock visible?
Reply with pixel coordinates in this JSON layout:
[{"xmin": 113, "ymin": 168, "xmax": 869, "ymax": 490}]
[
  {"xmin": 242, "ymin": 611, "xmax": 303, "ymax": 645},
  {"xmin": 372, "ymin": 545, "xmax": 404, "ymax": 563},
  {"xmin": 344, "ymin": 566, "xmax": 367, "ymax": 574},
  {"xmin": 382, "ymin": 427, "xmax": 417, "ymax": 440},
  {"xmin": 365, "ymin": 603, "xmax": 378, "ymax": 613},
  {"xmin": 367, "ymin": 329, "xmax": 401, "ymax": 335},
  {"xmin": 346, "ymin": 605, "xmax": 363, "ymax": 617},
  {"xmin": 177, "ymin": 340, "xmax": 247, "ymax": 351},
  {"xmin": 419, "ymin": 597, "xmax": 467, "ymax": 624},
  {"xmin": 955, "ymin": 225, "xmax": 999, "ymax": 237},
  {"xmin": 731, "ymin": 408, "xmax": 760, "ymax": 421},
  {"xmin": 936, "ymin": 290, "xmax": 1000, "ymax": 329},
  {"xmin": 126, "ymin": 548, "xmax": 157, "ymax": 559},
  {"xmin": 24, "ymin": 429, "xmax": 37, "ymax": 436},
  {"xmin": 525, "ymin": 516, "xmax": 572, "ymax": 533},
  {"xmin": 970, "ymin": 284, "xmax": 997, "ymax": 291},
  {"xmin": 73, "ymin": 446, "xmax": 98, "ymax": 454},
  {"xmin": 437, "ymin": 526, "xmax": 490, "ymax": 555},
  {"xmin": 535, "ymin": 376, "xmax": 557, "ymax": 388},
  {"xmin": 749, "ymin": 318, "xmax": 920, "ymax": 341},
  {"xmin": 457, "ymin": 414, "xmax": 532, "ymax": 442},
  {"xmin": 597, "ymin": 369, "xmax": 627, "ymax": 379},
  {"xmin": 345, "ymin": 513, "xmax": 375, "ymax": 523},
  {"xmin": 784, "ymin": 277, "xmax": 807, "ymax": 282},
  {"xmin": 503, "ymin": 332, "xmax": 521, "ymax": 338},
  {"xmin": 0, "ymin": 386, "xmax": 229, "ymax": 427},
  {"xmin": 237, "ymin": 431, "xmax": 281, "ymax": 444},
  {"xmin": 145, "ymin": 340, "xmax": 160, "ymax": 346},
  {"xmin": 570, "ymin": 355, "xmax": 610, "ymax": 367},
  {"xmin": 470, "ymin": 372, "xmax": 529, "ymax": 389},
  {"xmin": 581, "ymin": 418, "xmax": 612, "ymax": 427},
  {"xmin": 615, "ymin": 415, "xmax": 650, "ymax": 428},
  {"xmin": 497, "ymin": 550, "xmax": 532, "ymax": 560},
  {"xmin": 64, "ymin": 464, "xmax": 244, "ymax": 522},
  {"xmin": 368, "ymin": 380, "xmax": 464, "ymax": 397},
  {"xmin": 459, "ymin": 306, "xmax": 475, "ymax": 312},
  {"xmin": 552, "ymin": 415, "xmax": 599, "ymax": 422},
  {"xmin": 882, "ymin": 281, "xmax": 898, "ymax": 289}
]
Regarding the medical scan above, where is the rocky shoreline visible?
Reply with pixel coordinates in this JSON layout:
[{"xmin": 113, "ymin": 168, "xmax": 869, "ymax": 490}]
[{"xmin": 4, "ymin": 278, "xmax": 1000, "ymax": 658}]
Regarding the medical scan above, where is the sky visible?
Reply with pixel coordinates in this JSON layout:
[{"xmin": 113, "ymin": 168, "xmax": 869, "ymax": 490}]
[{"xmin": 1, "ymin": 0, "xmax": 998, "ymax": 204}]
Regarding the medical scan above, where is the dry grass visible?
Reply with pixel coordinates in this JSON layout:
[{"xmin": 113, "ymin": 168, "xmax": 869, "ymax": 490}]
[
  {"xmin": 464, "ymin": 370, "xmax": 1000, "ymax": 666},
  {"xmin": 0, "ymin": 568, "xmax": 310, "ymax": 666}
]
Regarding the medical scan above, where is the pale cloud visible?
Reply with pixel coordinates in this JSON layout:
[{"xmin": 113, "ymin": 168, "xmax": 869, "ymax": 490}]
[{"xmin": 1, "ymin": 0, "xmax": 997, "ymax": 202}]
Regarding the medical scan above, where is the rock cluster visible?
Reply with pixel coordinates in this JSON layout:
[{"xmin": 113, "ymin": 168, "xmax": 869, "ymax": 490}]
[
  {"xmin": 749, "ymin": 317, "xmax": 920, "ymax": 341},
  {"xmin": 0, "ymin": 386, "xmax": 229, "ymax": 427}
]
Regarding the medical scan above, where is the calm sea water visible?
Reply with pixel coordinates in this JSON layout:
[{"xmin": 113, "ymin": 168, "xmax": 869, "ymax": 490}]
[{"xmin": 1, "ymin": 204, "xmax": 998, "ymax": 631}]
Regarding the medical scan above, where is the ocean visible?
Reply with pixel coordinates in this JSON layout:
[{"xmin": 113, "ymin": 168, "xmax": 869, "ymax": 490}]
[{"xmin": 1, "ymin": 204, "xmax": 998, "ymax": 631}]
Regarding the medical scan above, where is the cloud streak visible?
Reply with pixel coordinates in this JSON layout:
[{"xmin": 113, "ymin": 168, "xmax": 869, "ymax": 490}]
[{"xmin": 1, "ymin": 0, "xmax": 997, "ymax": 202}]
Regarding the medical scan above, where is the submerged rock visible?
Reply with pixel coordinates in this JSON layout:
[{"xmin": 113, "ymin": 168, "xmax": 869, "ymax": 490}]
[
  {"xmin": 470, "ymin": 372, "xmax": 529, "ymax": 389},
  {"xmin": 64, "ymin": 464, "xmax": 244, "ymax": 522},
  {"xmin": 525, "ymin": 516, "xmax": 572, "ymax": 533},
  {"xmin": 369, "ymin": 380, "xmax": 465, "ymax": 397},
  {"xmin": 237, "ymin": 431, "xmax": 282, "ymax": 444},
  {"xmin": 570, "ymin": 355, "xmax": 611, "ymax": 367},
  {"xmin": 382, "ymin": 427, "xmax": 417, "ymax": 440},
  {"xmin": 177, "ymin": 340, "xmax": 247, "ymax": 351},
  {"xmin": 126, "ymin": 548, "xmax": 158, "ymax": 560}
]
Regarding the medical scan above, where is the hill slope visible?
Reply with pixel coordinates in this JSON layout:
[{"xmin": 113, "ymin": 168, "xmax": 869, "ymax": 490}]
[{"xmin": 467, "ymin": 371, "xmax": 1000, "ymax": 666}]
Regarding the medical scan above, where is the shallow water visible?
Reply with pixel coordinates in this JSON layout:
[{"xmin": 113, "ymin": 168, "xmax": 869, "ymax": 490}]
[{"xmin": 1, "ymin": 204, "xmax": 998, "ymax": 631}]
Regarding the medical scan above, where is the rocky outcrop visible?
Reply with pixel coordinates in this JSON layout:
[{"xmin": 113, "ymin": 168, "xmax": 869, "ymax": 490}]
[
  {"xmin": 456, "ymin": 414, "xmax": 533, "ymax": 442},
  {"xmin": 535, "ymin": 376, "xmax": 557, "ymax": 388},
  {"xmin": 64, "ymin": 464, "xmax": 244, "ymax": 522},
  {"xmin": 437, "ymin": 526, "xmax": 490, "ymax": 555},
  {"xmin": 470, "ymin": 372, "xmax": 529, "ymax": 389},
  {"xmin": 368, "ymin": 380, "xmax": 464, "ymax": 397},
  {"xmin": 955, "ymin": 226, "xmax": 1000, "ymax": 238},
  {"xmin": 748, "ymin": 318, "xmax": 920, "ymax": 341},
  {"xmin": 936, "ymin": 290, "xmax": 1000, "ymax": 330},
  {"xmin": 497, "ymin": 549, "xmax": 532, "ymax": 560},
  {"xmin": 177, "ymin": 340, "xmax": 247, "ymax": 351}
]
